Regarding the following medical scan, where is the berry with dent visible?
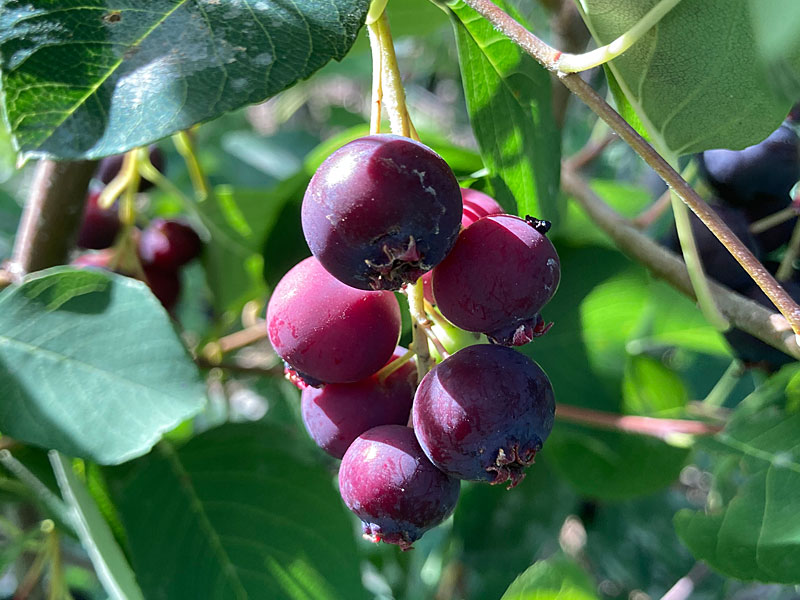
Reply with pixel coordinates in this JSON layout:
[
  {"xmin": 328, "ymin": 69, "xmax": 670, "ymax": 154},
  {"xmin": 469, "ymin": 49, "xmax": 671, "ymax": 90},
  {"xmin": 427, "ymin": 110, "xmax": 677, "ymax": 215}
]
[
  {"xmin": 267, "ymin": 256, "xmax": 402, "ymax": 385},
  {"xmin": 338, "ymin": 424, "xmax": 460, "ymax": 550},
  {"xmin": 431, "ymin": 215, "xmax": 560, "ymax": 346},
  {"xmin": 412, "ymin": 344, "xmax": 555, "ymax": 487},
  {"xmin": 302, "ymin": 134, "xmax": 462, "ymax": 291}
]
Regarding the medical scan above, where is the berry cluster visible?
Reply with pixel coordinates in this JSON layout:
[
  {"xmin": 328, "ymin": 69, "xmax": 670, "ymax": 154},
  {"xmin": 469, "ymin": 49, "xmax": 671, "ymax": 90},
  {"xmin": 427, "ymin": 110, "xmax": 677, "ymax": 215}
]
[
  {"xmin": 266, "ymin": 134, "xmax": 559, "ymax": 549},
  {"xmin": 72, "ymin": 147, "xmax": 202, "ymax": 312},
  {"xmin": 666, "ymin": 109, "xmax": 800, "ymax": 370}
]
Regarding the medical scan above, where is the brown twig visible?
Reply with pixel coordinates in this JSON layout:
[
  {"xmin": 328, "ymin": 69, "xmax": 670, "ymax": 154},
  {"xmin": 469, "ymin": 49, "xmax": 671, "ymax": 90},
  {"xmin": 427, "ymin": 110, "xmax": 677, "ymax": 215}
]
[
  {"xmin": 632, "ymin": 187, "xmax": 672, "ymax": 229},
  {"xmin": 659, "ymin": 563, "xmax": 710, "ymax": 600},
  {"xmin": 556, "ymin": 404, "xmax": 723, "ymax": 439},
  {"xmin": 562, "ymin": 166, "xmax": 800, "ymax": 359},
  {"xmin": 6, "ymin": 160, "xmax": 96, "ymax": 282},
  {"xmin": 459, "ymin": 0, "xmax": 800, "ymax": 336},
  {"xmin": 202, "ymin": 322, "xmax": 267, "ymax": 360},
  {"xmin": 564, "ymin": 132, "xmax": 617, "ymax": 171}
]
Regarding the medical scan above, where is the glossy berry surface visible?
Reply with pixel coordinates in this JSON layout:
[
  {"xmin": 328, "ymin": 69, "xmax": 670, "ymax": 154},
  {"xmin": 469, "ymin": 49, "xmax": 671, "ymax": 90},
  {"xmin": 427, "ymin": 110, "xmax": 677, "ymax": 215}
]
[
  {"xmin": 412, "ymin": 345, "xmax": 555, "ymax": 487},
  {"xmin": 663, "ymin": 203, "xmax": 762, "ymax": 291},
  {"xmin": 267, "ymin": 256, "xmax": 401, "ymax": 384},
  {"xmin": 139, "ymin": 219, "xmax": 203, "ymax": 271},
  {"xmin": 301, "ymin": 348, "xmax": 417, "ymax": 459},
  {"xmin": 431, "ymin": 215, "xmax": 559, "ymax": 346},
  {"xmin": 338, "ymin": 425, "xmax": 460, "ymax": 550},
  {"xmin": 302, "ymin": 134, "xmax": 462, "ymax": 291},
  {"xmin": 77, "ymin": 191, "xmax": 121, "ymax": 250},
  {"xmin": 95, "ymin": 145, "xmax": 166, "ymax": 192},
  {"xmin": 422, "ymin": 187, "xmax": 505, "ymax": 304},
  {"xmin": 698, "ymin": 122, "xmax": 799, "ymax": 207}
]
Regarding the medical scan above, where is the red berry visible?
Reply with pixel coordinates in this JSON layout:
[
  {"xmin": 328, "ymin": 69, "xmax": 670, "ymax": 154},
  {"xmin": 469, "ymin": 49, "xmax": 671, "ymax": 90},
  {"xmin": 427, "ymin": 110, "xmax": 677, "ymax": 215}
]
[
  {"xmin": 266, "ymin": 257, "xmax": 401, "ymax": 384},
  {"xmin": 432, "ymin": 215, "xmax": 560, "ymax": 346},
  {"xmin": 412, "ymin": 345, "xmax": 555, "ymax": 487},
  {"xmin": 338, "ymin": 425, "xmax": 460, "ymax": 550},
  {"xmin": 302, "ymin": 134, "xmax": 462, "ymax": 291},
  {"xmin": 139, "ymin": 219, "xmax": 202, "ymax": 271},
  {"xmin": 77, "ymin": 191, "xmax": 121, "ymax": 250},
  {"xmin": 301, "ymin": 349, "xmax": 416, "ymax": 459}
]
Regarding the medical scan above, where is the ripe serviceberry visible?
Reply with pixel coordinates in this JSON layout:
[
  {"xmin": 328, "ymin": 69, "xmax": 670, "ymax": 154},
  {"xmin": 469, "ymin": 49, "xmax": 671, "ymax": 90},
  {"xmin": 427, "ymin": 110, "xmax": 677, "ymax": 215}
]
[
  {"xmin": 266, "ymin": 256, "xmax": 401, "ymax": 385},
  {"xmin": 77, "ymin": 191, "xmax": 121, "ymax": 250},
  {"xmin": 139, "ymin": 219, "xmax": 202, "ymax": 271},
  {"xmin": 302, "ymin": 135, "xmax": 462, "ymax": 291},
  {"xmin": 412, "ymin": 345, "xmax": 555, "ymax": 487},
  {"xmin": 338, "ymin": 425, "xmax": 460, "ymax": 550}
]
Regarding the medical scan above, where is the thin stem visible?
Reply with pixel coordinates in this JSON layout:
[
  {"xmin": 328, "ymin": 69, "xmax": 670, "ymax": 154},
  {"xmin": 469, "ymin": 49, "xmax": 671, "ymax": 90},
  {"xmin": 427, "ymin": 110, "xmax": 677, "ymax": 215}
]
[
  {"xmin": 201, "ymin": 322, "xmax": 267, "ymax": 362},
  {"xmin": 671, "ymin": 192, "xmax": 729, "ymax": 330},
  {"xmin": 7, "ymin": 160, "xmax": 96, "ymax": 282},
  {"xmin": 561, "ymin": 166, "xmax": 800, "ymax": 359},
  {"xmin": 555, "ymin": 0, "xmax": 684, "ymax": 73},
  {"xmin": 749, "ymin": 206, "xmax": 797, "ymax": 234},
  {"xmin": 659, "ymin": 563, "xmax": 710, "ymax": 600},
  {"xmin": 0, "ymin": 450, "xmax": 75, "ymax": 535},
  {"xmin": 564, "ymin": 131, "xmax": 617, "ymax": 171},
  {"xmin": 702, "ymin": 360, "xmax": 743, "ymax": 408},
  {"xmin": 376, "ymin": 348, "xmax": 417, "ymax": 382},
  {"xmin": 776, "ymin": 217, "xmax": 800, "ymax": 281},
  {"xmin": 423, "ymin": 325, "xmax": 451, "ymax": 360},
  {"xmin": 14, "ymin": 524, "xmax": 51, "ymax": 600},
  {"xmin": 367, "ymin": 16, "xmax": 384, "ymax": 134},
  {"xmin": 407, "ymin": 279, "xmax": 433, "ymax": 382},
  {"xmin": 373, "ymin": 12, "xmax": 414, "ymax": 137},
  {"xmin": 632, "ymin": 186, "xmax": 671, "ymax": 229},
  {"xmin": 556, "ymin": 404, "xmax": 722, "ymax": 439},
  {"xmin": 173, "ymin": 130, "xmax": 210, "ymax": 202},
  {"xmin": 459, "ymin": 0, "xmax": 800, "ymax": 337}
]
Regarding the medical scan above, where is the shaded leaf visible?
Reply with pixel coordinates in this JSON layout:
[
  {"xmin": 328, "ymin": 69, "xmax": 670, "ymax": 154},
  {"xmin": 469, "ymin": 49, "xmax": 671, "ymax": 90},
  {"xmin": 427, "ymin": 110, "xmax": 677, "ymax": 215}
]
[
  {"xmin": 0, "ymin": 268, "xmax": 205, "ymax": 464},
  {"xmin": 500, "ymin": 554, "xmax": 597, "ymax": 600},
  {"xmin": 105, "ymin": 423, "xmax": 368, "ymax": 600}
]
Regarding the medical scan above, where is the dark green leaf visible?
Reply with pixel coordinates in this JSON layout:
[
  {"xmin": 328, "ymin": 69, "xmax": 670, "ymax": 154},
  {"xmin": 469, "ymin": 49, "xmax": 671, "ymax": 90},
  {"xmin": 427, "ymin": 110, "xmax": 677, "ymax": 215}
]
[
  {"xmin": 579, "ymin": 0, "xmax": 797, "ymax": 154},
  {"xmin": 105, "ymin": 423, "xmax": 368, "ymax": 600},
  {"xmin": 0, "ymin": 268, "xmax": 205, "ymax": 464},
  {"xmin": 675, "ymin": 380, "xmax": 800, "ymax": 583},
  {"xmin": 448, "ymin": 0, "xmax": 561, "ymax": 220},
  {"xmin": 0, "ymin": 0, "xmax": 370, "ymax": 160}
]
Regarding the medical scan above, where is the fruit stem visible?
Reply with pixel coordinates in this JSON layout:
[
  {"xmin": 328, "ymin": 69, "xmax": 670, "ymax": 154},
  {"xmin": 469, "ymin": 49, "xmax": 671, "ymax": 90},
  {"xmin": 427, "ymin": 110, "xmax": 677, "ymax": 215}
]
[
  {"xmin": 376, "ymin": 348, "xmax": 417, "ymax": 382},
  {"xmin": 118, "ymin": 148, "xmax": 142, "ymax": 227},
  {"xmin": 670, "ymin": 190, "xmax": 729, "ymax": 330},
  {"xmin": 173, "ymin": 130, "xmax": 210, "ymax": 202},
  {"xmin": 370, "ymin": 11, "xmax": 417, "ymax": 139},
  {"xmin": 554, "ymin": 0, "xmax": 684, "ymax": 73},
  {"xmin": 200, "ymin": 322, "xmax": 268, "ymax": 361},
  {"xmin": 407, "ymin": 278, "xmax": 434, "ymax": 382},
  {"xmin": 701, "ymin": 360, "xmax": 743, "ymax": 408},
  {"xmin": 776, "ymin": 218, "xmax": 800, "ymax": 281},
  {"xmin": 556, "ymin": 404, "xmax": 723, "ymax": 440},
  {"xmin": 367, "ymin": 11, "xmax": 384, "ymax": 134},
  {"xmin": 459, "ymin": 0, "xmax": 800, "ymax": 338},
  {"xmin": 749, "ymin": 206, "xmax": 797, "ymax": 234}
]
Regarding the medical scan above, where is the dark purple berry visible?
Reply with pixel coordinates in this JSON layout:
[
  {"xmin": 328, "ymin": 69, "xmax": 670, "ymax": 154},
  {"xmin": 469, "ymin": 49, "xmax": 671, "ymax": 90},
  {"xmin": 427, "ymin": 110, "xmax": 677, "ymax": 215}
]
[
  {"xmin": 138, "ymin": 219, "xmax": 202, "ymax": 270},
  {"xmin": 301, "ymin": 349, "xmax": 416, "ymax": 459},
  {"xmin": 95, "ymin": 145, "xmax": 165, "ymax": 192},
  {"xmin": 266, "ymin": 257, "xmax": 402, "ymax": 384},
  {"xmin": 412, "ymin": 345, "xmax": 555, "ymax": 487},
  {"xmin": 431, "ymin": 215, "xmax": 560, "ymax": 346},
  {"xmin": 663, "ymin": 202, "xmax": 762, "ymax": 291},
  {"xmin": 338, "ymin": 425, "xmax": 460, "ymax": 550},
  {"xmin": 77, "ymin": 191, "xmax": 121, "ymax": 250},
  {"xmin": 698, "ymin": 122, "xmax": 799, "ymax": 207},
  {"xmin": 301, "ymin": 134, "xmax": 462, "ymax": 291}
]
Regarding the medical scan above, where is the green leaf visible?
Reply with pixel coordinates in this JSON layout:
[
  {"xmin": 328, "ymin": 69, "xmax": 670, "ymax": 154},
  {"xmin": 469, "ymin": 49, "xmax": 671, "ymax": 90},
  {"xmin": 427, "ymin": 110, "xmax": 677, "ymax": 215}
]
[
  {"xmin": 0, "ymin": 268, "xmax": 205, "ymax": 464},
  {"xmin": 747, "ymin": 1, "xmax": 800, "ymax": 103},
  {"xmin": 622, "ymin": 354, "xmax": 688, "ymax": 416},
  {"xmin": 0, "ymin": 0, "xmax": 370, "ymax": 160},
  {"xmin": 675, "ymin": 383, "xmax": 800, "ymax": 583},
  {"xmin": 448, "ymin": 0, "xmax": 561, "ymax": 220},
  {"xmin": 105, "ymin": 423, "xmax": 368, "ymax": 600},
  {"xmin": 51, "ymin": 452, "xmax": 145, "ymax": 600},
  {"xmin": 500, "ymin": 555, "xmax": 597, "ymax": 600},
  {"xmin": 578, "ymin": 0, "xmax": 797, "ymax": 154}
]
